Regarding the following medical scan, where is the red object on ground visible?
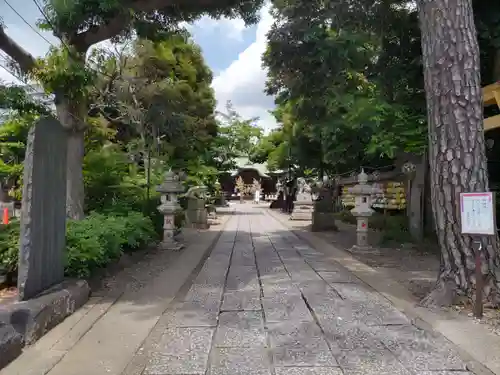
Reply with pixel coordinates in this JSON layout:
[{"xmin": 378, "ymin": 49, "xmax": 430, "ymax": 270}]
[{"xmin": 2, "ymin": 207, "xmax": 9, "ymax": 225}]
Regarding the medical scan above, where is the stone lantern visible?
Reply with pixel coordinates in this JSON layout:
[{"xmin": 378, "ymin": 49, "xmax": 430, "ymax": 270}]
[
  {"xmin": 348, "ymin": 169, "xmax": 382, "ymax": 248},
  {"xmin": 156, "ymin": 170, "xmax": 184, "ymax": 251}
]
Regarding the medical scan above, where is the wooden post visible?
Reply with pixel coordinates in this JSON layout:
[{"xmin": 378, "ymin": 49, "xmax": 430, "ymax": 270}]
[
  {"xmin": 460, "ymin": 192, "xmax": 496, "ymax": 319},
  {"xmin": 474, "ymin": 240, "xmax": 483, "ymax": 318}
]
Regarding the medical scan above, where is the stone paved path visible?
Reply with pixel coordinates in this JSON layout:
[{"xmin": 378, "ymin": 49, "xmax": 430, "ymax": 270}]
[{"xmin": 137, "ymin": 207, "xmax": 473, "ymax": 375}]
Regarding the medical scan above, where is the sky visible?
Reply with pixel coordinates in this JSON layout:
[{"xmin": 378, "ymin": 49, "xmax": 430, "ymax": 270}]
[{"xmin": 0, "ymin": 1, "xmax": 278, "ymax": 131}]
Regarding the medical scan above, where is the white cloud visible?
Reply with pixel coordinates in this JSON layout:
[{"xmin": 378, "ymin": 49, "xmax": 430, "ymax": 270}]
[
  {"xmin": 211, "ymin": 4, "xmax": 278, "ymax": 132},
  {"xmin": 189, "ymin": 16, "xmax": 246, "ymax": 41}
]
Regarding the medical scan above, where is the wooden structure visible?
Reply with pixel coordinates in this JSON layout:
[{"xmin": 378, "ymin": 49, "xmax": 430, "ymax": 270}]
[
  {"xmin": 219, "ymin": 156, "xmax": 285, "ymax": 199},
  {"xmin": 483, "ymin": 82, "xmax": 500, "ymax": 131},
  {"xmin": 339, "ymin": 170, "xmax": 407, "ymax": 211}
]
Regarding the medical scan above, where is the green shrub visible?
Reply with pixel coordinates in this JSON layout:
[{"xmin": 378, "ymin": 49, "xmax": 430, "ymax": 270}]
[
  {"xmin": 0, "ymin": 221, "xmax": 20, "ymax": 280},
  {"xmin": 83, "ymin": 148, "xmax": 134, "ymax": 213},
  {"xmin": 379, "ymin": 215, "xmax": 410, "ymax": 244},
  {"xmin": 141, "ymin": 196, "xmax": 164, "ymax": 236},
  {"xmin": 65, "ymin": 211, "xmax": 156, "ymax": 277},
  {"xmin": 0, "ymin": 211, "xmax": 157, "ymax": 281},
  {"xmin": 334, "ymin": 210, "xmax": 357, "ymax": 225},
  {"xmin": 334, "ymin": 209, "xmax": 410, "ymax": 244},
  {"xmin": 175, "ymin": 209, "xmax": 185, "ymax": 229},
  {"xmin": 83, "ymin": 148, "xmax": 169, "ymax": 238}
]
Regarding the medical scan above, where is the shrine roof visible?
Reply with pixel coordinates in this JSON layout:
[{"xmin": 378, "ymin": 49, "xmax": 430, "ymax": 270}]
[{"xmin": 229, "ymin": 157, "xmax": 270, "ymax": 178}]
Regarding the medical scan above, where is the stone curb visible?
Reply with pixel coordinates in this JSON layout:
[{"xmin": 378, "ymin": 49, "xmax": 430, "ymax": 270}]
[
  {"xmin": 0, "ymin": 279, "xmax": 90, "ymax": 369},
  {"xmin": 0, "ymin": 323, "xmax": 22, "ymax": 369},
  {"xmin": 266, "ymin": 208, "xmax": 500, "ymax": 375}
]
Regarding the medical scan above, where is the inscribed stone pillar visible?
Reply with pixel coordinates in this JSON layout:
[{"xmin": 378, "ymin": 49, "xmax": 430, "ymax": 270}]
[
  {"xmin": 17, "ymin": 117, "xmax": 68, "ymax": 300},
  {"xmin": 312, "ymin": 183, "xmax": 338, "ymax": 232}
]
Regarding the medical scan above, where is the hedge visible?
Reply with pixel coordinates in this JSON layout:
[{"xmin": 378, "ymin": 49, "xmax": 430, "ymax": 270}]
[{"xmin": 0, "ymin": 211, "xmax": 157, "ymax": 281}]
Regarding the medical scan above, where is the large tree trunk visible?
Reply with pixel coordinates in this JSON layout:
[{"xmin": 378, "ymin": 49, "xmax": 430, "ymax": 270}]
[
  {"xmin": 56, "ymin": 99, "xmax": 86, "ymax": 220},
  {"xmin": 417, "ymin": 0, "xmax": 500, "ymax": 307}
]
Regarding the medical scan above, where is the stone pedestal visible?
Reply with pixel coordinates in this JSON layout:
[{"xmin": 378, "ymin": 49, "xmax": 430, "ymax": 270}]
[
  {"xmin": 290, "ymin": 179, "xmax": 313, "ymax": 221},
  {"xmin": 290, "ymin": 200, "xmax": 313, "ymax": 220},
  {"xmin": 158, "ymin": 210, "xmax": 183, "ymax": 251},
  {"xmin": 157, "ymin": 170, "xmax": 184, "ymax": 251},
  {"xmin": 355, "ymin": 216, "xmax": 369, "ymax": 246},
  {"xmin": 185, "ymin": 186, "xmax": 209, "ymax": 229},
  {"xmin": 186, "ymin": 198, "xmax": 209, "ymax": 229}
]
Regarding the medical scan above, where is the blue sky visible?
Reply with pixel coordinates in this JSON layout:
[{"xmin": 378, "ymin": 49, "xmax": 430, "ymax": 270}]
[{"xmin": 0, "ymin": 1, "xmax": 277, "ymax": 131}]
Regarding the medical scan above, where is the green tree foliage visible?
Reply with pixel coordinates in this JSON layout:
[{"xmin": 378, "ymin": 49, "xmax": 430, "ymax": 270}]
[
  {"xmin": 261, "ymin": 0, "xmax": 500, "ymax": 173},
  {"xmin": 217, "ymin": 101, "xmax": 263, "ymax": 158},
  {"xmin": 39, "ymin": 0, "xmax": 264, "ymax": 49},
  {"xmin": 0, "ymin": 115, "xmax": 31, "ymax": 196},
  {"xmin": 91, "ymin": 35, "xmax": 218, "ymax": 170},
  {"xmin": 250, "ymin": 127, "xmax": 286, "ymax": 167},
  {"xmin": 262, "ymin": 0, "xmax": 427, "ymax": 176}
]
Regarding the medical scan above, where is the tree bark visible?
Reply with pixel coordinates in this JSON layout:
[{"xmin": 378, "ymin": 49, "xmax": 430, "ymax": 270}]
[
  {"xmin": 56, "ymin": 99, "xmax": 86, "ymax": 220},
  {"xmin": 0, "ymin": 27, "xmax": 36, "ymax": 73},
  {"xmin": 417, "ymin": 0, "xmax": 500, "ymax": 307}
]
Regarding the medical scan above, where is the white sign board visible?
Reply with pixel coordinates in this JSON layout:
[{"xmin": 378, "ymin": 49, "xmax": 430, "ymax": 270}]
[{"xmin": 460, "ymin": 192, "xmax": 496, "ymax": 235}]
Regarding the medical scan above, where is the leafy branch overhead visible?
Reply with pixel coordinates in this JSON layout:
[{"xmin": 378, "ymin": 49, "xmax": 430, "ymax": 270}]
[
  {"xmin": 0, "ymin": 0, "xmax": 265, "ymax": 74},
  {"xmin": 0, "ymin": 85, "xmax": 51, "ymax": 115}
]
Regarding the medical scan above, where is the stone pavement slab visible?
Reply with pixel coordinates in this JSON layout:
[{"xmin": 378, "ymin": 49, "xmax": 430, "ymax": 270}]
[
  {"xmin": 144, "ymin": 327, "xmax": 213, "ymax": 374},
  {"xmin": 371, "ymin": 324, "xmax": 467, "ymax": 371},
  {"xmin": 337, "ymin": 348, "xmax": 412, "ymax": 375},
  {"xmin": 262, "ymin": 292, "xmax": 313, "ymax": 323},
  {"xmin": 214, "ymin": 311, "xmax": 266, "ymax": 347},
  {"xmin": 221, "ymin": 290, "xmax": 261, "ymax": 311},
  {"xmin": 209, "ymin": 347, "xmax": 271, "ymax": 375},
  {"xmin": 275, "ymin": 368, "xmax": 343, "ymax": 375}
]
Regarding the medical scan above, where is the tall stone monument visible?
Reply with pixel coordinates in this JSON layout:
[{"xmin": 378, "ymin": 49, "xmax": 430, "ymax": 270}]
[
  {"xmin": 18, "ymin": 117, "xmax": 68, "ymax": 300},
  {"xmin": 290, "ymin": 178, "xmax": 314, "ymax": 220},
  {"xmin": 312, "ymin": 176, "xmax": 338, "ymax": 232}
]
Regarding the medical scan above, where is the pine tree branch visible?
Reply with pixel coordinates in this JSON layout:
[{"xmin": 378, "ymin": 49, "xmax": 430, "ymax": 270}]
[
  {"xmin": 70, "ymin": 0, "xmax": 229, "ymax": 52},
  {"xmin": 70, "ymin": 0, "xmax": 175, "ymax": 52},
  {"xmin": 0, "ymin": 26, "xmax": 36, "ymax": 74}
]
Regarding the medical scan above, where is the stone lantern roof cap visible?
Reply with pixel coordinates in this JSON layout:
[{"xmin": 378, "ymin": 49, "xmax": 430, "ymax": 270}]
[
  {"xmin": 156, "ymin": 170, "xmax": 184, "ymax": 193},
  {"xmin": 358, "ymin": 169, "xmax": 368, "ymax": 184},
  {"xmin": 348, "ymin": 169, "xmax": 383, "ymax": 195}
]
